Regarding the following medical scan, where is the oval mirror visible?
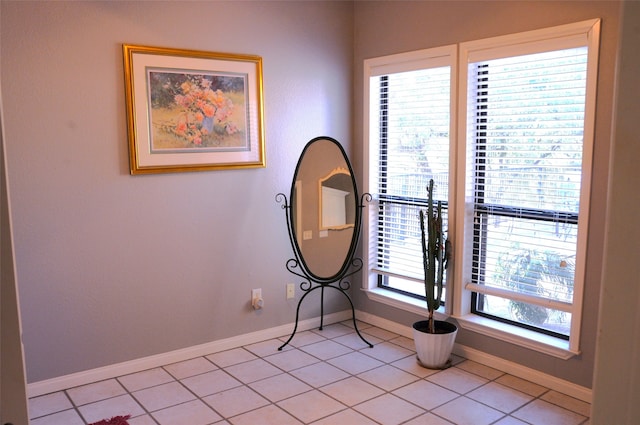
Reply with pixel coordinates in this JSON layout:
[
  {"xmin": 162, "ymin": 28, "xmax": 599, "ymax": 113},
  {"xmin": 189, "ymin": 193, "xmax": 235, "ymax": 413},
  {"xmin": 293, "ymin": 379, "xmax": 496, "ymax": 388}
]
[{"xmin": 290, "ymin": 137, "xmax": 358, "ymax": 281}]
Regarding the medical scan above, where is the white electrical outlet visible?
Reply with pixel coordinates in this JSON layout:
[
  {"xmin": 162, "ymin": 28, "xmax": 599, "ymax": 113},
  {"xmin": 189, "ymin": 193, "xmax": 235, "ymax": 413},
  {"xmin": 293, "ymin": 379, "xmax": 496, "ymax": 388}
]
[
  {"xmin": 286, "ymin": 283, "xmax": 295, "ymax": 299},
  {"xmin": 251, "ymin": 288, "xmax": 263, "ymax": 310}
]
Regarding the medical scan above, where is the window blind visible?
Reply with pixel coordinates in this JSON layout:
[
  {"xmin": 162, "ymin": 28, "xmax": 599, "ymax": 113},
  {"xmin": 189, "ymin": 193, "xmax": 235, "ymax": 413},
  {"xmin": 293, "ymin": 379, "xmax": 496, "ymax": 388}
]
[
  {"xmin": 372, "ymin": 67, "xmax": 451, "ymax": 283},
  {"xmin": 467, "ymin": 47, "xmax": 588, "ymax": 335}
]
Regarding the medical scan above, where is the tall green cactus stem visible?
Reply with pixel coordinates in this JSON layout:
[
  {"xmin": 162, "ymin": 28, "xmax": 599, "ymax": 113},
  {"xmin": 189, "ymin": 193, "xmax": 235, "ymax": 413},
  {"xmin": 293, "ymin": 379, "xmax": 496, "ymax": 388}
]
[{"xmin": 419, "ymin": 179, "xmax": 448, "ymax": 334}]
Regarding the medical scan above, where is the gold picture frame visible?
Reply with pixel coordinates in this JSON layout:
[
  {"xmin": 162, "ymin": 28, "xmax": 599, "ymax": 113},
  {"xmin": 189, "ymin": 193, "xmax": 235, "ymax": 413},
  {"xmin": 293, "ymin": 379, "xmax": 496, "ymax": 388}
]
[{"xmin": 123, "ymin": 44, "xmax": 265, "ymax": 174}]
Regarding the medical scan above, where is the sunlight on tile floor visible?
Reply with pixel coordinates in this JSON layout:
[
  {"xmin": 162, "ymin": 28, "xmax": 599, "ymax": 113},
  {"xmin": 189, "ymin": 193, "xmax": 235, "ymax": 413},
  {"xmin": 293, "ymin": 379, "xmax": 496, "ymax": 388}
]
[{"xmin": 28, "ymin": 321, "xmax": 591, "ymax": 425}]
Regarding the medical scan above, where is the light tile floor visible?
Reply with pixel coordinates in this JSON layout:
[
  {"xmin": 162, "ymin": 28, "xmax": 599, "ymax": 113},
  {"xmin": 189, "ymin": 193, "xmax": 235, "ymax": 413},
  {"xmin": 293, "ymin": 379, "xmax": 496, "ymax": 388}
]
[{"xmin": 28, "ymin": 321, "xmax": 591, "ymax": 425}]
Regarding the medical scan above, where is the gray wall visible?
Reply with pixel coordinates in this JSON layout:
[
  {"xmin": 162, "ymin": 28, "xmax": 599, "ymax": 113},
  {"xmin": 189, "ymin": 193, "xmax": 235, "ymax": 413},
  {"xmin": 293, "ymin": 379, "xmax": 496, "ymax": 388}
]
[
  {"xmin": 592, "ymin": 1, "xmax": 640, "ymax": 421},
  {"xmin": 1, "ymin": 64, "xmax": 30, "ymax": 425},
  {"xmin": 1, "ymin": 1, "xmax": 354, "ymax": 383},
  {"xmin": 351, "ymin": 0, "xmax": 621, "ymax": 389}
]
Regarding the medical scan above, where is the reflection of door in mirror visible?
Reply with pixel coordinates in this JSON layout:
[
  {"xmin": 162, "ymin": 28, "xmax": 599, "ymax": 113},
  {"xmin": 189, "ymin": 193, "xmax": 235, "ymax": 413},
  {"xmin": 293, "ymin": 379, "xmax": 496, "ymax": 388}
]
[
  {"xmin": 293, "ymin": 180, "xmax": 303, "ymax": 247},
  {"xmin": 319, "ymin": 168, "xmax": 355, "ymax": 230},
  {"xmin": 290, "ymin": 138, "xmax": 356, "ymax": 279}
]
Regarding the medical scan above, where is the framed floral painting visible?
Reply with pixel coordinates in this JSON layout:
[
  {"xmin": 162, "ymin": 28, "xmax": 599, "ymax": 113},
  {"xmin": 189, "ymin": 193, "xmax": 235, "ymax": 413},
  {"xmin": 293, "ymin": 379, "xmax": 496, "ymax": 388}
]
[{"xmin": 123, "ymin": 44, "xmax": 265, "ymax": 174}]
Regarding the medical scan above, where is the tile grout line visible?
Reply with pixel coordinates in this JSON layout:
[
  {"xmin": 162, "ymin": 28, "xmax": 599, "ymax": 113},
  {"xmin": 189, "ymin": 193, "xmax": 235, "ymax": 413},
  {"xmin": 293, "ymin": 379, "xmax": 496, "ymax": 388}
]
[{"xmin": 118, "ymin": 374, "xmax": 159, "ymax": 425}]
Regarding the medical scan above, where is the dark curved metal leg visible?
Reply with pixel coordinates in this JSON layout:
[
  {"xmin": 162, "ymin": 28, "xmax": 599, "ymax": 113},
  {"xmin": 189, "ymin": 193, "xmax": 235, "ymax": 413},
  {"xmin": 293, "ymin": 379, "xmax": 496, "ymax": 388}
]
[
  {"xmin": 278, "ymin": 286, "xmax": 319, "ymax": 351},
  {"xmin": 330, "ymin": 285, "xmax": 374, "ymax": 348},
  {"xmin": 278, "ymin": 283, "xmax": 373, "ymax": 351},
  {"xmin": 319, "ymin": 285, "xmax": 325, "ymax": 331}
]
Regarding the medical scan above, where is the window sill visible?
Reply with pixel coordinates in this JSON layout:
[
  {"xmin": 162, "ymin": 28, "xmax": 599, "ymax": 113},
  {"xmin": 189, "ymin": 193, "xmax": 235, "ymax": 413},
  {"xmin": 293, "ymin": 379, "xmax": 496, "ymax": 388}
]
[
  {"xmin": 455, "ymin": 314, "xmax": 579, "ymax": 360},
  {"xmin": 362, "ymin": 287, "xmax": 449, "ymax": 321},
  {"xmin": 363, "ymin": 287, "xmax": 579, "ymax": 360}
]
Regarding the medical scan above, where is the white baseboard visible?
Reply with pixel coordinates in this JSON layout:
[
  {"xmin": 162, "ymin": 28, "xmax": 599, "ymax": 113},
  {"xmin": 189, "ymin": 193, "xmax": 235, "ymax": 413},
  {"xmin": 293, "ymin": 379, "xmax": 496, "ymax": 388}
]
[
  {"xmin": 29, "ymin": 309, "xmax": 592, "ymax": 404},
  {"xmin": 355, "ymin": 310, "xmax": 414, "ymax": 338},
  {"xmin": 453, "ymin": 344, "xmax": 592, "ymax": 403},
  {"xmin": 355, "ymin": 310, "xmax": 592, "ymax": 403},
  {"xmin": 28, "ymin": 310, "xmax": 351, "ymax": 398}
]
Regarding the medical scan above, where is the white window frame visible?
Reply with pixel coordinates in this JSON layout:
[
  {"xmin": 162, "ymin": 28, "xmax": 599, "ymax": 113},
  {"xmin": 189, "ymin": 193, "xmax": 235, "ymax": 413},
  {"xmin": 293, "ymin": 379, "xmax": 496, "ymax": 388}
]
[
  {"xmin": 362, "ymin": 45, "xmax": 458, "ymax": 319},
  {"xmin": 363, "ymin": 19, "xmax": 600, "ymax": 359}
]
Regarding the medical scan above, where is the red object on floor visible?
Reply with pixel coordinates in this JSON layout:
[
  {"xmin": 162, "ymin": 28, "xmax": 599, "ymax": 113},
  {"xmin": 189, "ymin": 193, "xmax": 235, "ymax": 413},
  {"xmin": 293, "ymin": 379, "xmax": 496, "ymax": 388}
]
[{"xmin": 88, "ymin": 415, "xmax": 131, "ymax": 425}]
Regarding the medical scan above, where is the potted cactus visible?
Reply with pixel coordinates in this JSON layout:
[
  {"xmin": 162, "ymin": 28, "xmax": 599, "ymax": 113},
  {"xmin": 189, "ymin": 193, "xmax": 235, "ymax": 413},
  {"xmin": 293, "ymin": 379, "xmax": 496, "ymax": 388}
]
[{"xmin": 412, "ymin": 179, "xmax": 457, "ymax": 369}]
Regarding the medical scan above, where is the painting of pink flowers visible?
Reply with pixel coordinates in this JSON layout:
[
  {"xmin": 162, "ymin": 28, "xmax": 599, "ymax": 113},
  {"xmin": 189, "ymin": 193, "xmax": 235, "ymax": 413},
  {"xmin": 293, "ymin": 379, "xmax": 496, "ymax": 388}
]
[
  {"xmin": 148, "ymin": 71, "xmax": 248, "ymax": 151},
  {"xmin": 123, "ymin": 44, "xmax": 264, "ymax": 174}
]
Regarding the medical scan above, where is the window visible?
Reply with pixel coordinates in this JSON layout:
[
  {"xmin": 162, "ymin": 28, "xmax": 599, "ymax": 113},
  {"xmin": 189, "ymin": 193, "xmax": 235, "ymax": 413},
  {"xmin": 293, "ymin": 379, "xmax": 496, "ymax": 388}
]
[
  {"xmin": 364, "ymin": 46, "xmax": 456, "ymax": 308},
  {"xmin": 466, "ymin": 48, "xmax": 587, "ymax": 340},
  {"xmin": 363, "ymin": 20, "xmax": 600, "ymax": 357}
]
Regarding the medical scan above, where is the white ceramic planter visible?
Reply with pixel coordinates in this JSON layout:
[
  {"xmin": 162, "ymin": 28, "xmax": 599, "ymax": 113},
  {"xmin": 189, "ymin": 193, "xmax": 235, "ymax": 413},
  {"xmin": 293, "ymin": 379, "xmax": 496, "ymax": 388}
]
[{"xmin": 412, "ymin": 320, "xmax": 458, "ymax": 369}]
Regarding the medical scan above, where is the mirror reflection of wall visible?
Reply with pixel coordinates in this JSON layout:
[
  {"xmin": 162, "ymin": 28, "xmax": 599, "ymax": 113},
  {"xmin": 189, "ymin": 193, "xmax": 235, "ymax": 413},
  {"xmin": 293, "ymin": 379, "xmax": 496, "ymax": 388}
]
[{"xmin": 290, "ymin": 138, "xmax": 356, "ymax": 279}]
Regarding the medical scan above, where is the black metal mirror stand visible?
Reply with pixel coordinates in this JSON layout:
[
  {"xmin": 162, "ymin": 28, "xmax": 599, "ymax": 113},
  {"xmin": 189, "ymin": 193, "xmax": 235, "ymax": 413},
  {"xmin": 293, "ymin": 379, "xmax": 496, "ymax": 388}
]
[{"xmin": 276, "ymin": 193, "xmax": 373, "ymax": 351}]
